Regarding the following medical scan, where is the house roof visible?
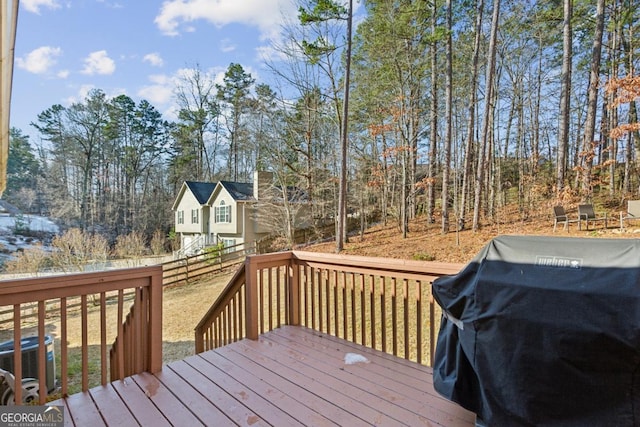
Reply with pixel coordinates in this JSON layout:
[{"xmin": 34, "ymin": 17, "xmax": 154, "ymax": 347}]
[
  {"xmin": 219, "ymin": 181, "xmax": 254, "ymax": 201},
  {"xmin": 185, "ymin": 181, "xmax": 217, "ymax": 204}
]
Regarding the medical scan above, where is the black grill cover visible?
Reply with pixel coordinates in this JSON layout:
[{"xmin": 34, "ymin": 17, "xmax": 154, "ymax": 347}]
[{"xmin": 432, "ymin": 235, "xmax": 640, "ymax": 426}]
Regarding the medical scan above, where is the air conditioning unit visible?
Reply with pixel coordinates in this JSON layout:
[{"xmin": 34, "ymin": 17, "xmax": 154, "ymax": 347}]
[{"xmin": 0, "ymin": 335, "xmax": 56, "ymax": 393}]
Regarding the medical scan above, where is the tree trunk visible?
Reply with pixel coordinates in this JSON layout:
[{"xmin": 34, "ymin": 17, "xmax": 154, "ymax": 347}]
[
  {"xmin": 472, "ymin": 0, "xmax": 500, "ymax": 231},
  {"xmin": 426, "ymin": 0, "xmax": 439, "ymax": 225},
  {"xmin": 580, "ymin": 0, "xmax": 606, "ymax": 199},
  {"xmin": 556, "ymin": 0, "xmax": 572, "ymax": 196},
  {"xmin": 336, "ymin": 0, "xmax": 353, "ymax": 252},
  {"xmin": 441, "ymin": 0, "xmax": 453, "ymax": 234},
  {"xmin": 459, "ymin": 0, "xmax": 484, "ymax": 230}
]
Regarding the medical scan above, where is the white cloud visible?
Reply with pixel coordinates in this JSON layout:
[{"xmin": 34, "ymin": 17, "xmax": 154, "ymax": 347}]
[
  {"xmin": 21, "ymin": 0, "xmax": 61, "ymax": 14},
  {"xmin": 64, "ymin": 84, "xmax": 96, "ymax": 106},
  {"xmin": 57, "ymin": 70, "xmax": 70, "ymax": 79},
  {"xmin": 176, "ymin": 66, "xmax": 226, "ymax": 86},
  {"xmin": 96, "ymin": 0, "xmax": 124, "ymax": 8},
  {"xmin": 140, "ymin": 66, "xmax": 224, "ymax": 118},
  {"xmin": 81, "ymin": 50, "xmax": 116, "ymax": 75},
  {"xmin": 78, "ymin": 85, "xmax": 95, "ymax": 100},
  {"xmin": 137, "ymin": 74, "xmax": 174, "ymax": 105},
  {"xmin": 256, "ymin": 44, "xmax": 290, "ymax": 64},
  {"xmin": 219, "ymin": 39, "xmax": 236, "ymax": 53},
  {"xmin": 15, "ymin": 46, "xmax": 62, "ymax": 74},
  {"xmin": 64, "ymin": 85, "xmax": 126, "ymax": 107},
  {"xmin": 143, "ymin": 53, "xmax": 164, "ymax": 67},
  {"xmin": 154, "ymin": 0, "xmax": 296, "ymax": 39}
]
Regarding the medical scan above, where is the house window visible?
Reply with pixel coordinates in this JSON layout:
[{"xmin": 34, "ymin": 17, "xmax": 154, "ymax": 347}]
[
  {"xmin": 215, "ymin": 201, "xmax": 231, "ymax": 223},
  {"xmin": 191, "ymin": 209, "xmax": 199, "ymax": 224},
  {"xmin": 177, "ymin": 210, "xmax": 184, "ymax": 224},
  {"xmin": 222, "ymin": 238, "xmax": 236, "ymax": 253}
]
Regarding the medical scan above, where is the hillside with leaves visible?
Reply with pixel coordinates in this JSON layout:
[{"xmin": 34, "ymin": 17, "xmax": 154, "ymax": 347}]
[{"xmin": 305, "ymin": 202, "xmax": 640, "ymax": 264}]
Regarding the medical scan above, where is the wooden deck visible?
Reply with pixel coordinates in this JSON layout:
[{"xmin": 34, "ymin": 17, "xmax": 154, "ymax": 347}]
[{"xmin": 51, "ymin": 326, "xmax": 475, "ymax": 426}]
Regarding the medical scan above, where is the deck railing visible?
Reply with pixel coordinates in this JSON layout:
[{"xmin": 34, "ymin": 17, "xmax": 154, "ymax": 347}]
[
  {"xmin": 195, "ymin": 251, "xmax": 463, "ymax": 366},
  {"xmin": 0, "ymin": 266, "xmax": 163, "ymax": 404}
]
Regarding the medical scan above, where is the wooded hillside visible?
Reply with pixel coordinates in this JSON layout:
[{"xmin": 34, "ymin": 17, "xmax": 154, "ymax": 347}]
[{"xmin": 5, "ymin": 0, "xmax": 639, "ymax": 249}]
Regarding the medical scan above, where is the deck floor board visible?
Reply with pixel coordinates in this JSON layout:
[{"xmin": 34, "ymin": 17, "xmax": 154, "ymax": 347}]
[
  {"xmin": 220, "ymin": 341, "xmax": 399, "ymax": 426},
  {"xmin": 264, "ymin": 327, "xmax": 474, "ymax": 425},
  {"xmin": 230, "ymin": 336, "xmax": 422, "ymax": 426},
  {"xmin": 50, "ymin": 326, "xmax": 475, "ymax": 426},
  {"xmin": 202, "ymin": 348, "xmax": 347, "ymax": 426},
  {"xmin": 130, "ymin": 371, "xmax": 206, "ymax": 427}
]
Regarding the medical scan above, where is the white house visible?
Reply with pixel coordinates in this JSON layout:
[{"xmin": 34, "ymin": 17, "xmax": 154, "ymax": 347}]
[
  {"xmin": 172, "ymin": 172, "xmax": 275, "ymax": 255},
  {"xmin": 171, "ymin": 180, "xmax": 217, "ymax": 255}
]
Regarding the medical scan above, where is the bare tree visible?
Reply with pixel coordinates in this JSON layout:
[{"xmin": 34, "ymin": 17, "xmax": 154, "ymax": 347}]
[
  {"xmin": 441, "ymin": 0, "xmax": 453, "ymax": 234},
  {"xmin": 216, "ymin": 63, "xmax": 255, "ymax": 182},
  {"xmin": 459, "ymin": 0, "xmax": 484, "ymax": 229},
  {"xmin": 298, "ymin": 0, "xmax": 352, "ymax": 252},
  {"xmin": 253, "ymin": 180, "xmax": 311, "ymax": 249},
  {"xmin": 472, "ymin": 0, "xmax": 500, "ymax": 231},
  {"xmin": 579, "ymin": 0, "xmax": 606, "ymax": 198},
  {"xmin": 426, "ymin": 0, "xmax": 439, "ymax": 225},
  {"xmin": 556, "ymin": 0, "xmax": 573, "ymax": 195},
  {"xmin": 174, "ymin": 64, "xmax": 220, "ymax": 181},
  {"xmin": 50, "ymin": 228, "xmax": 109, "ymax": 273}
]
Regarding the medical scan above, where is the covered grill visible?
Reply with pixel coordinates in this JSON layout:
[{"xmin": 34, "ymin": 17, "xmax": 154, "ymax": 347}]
[{"xmin": 432, "ymin": 235, "xmax": 640, "ymax": 426}]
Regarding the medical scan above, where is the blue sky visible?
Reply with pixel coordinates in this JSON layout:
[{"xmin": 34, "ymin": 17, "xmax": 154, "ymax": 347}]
[{"xmin": 11, "ymin": 0, "xmax": 301, "ymax": 141}]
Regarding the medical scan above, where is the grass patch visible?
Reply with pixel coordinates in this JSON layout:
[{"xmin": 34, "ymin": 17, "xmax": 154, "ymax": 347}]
[{"xmin": 412, "ymin": 252, "xmax": 436, "ymax": 261}]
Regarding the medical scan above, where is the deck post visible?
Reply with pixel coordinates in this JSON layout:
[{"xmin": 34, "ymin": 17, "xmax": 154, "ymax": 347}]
[
  {"xmin": 245, "ymin": 256, "xmax": 259, "ymax": 340},
  {"xmin": 288, "ymin": 254, "xmax": 300, "ymax": 326},
  {"xmin": 148, "ymin": 266, "xmax": 163, "ymax": 373}
]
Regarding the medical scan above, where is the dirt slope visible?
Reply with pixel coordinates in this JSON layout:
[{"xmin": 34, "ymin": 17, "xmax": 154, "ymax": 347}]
[{"xmin": 302, "ymin": 210, "xmax": 638, "ymax": 264}]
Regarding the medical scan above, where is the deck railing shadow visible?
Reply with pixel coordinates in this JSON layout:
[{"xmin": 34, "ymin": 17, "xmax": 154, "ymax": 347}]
[{"xmin": 195, "ymin": 251, "xmax": 463, "ymax": 366}]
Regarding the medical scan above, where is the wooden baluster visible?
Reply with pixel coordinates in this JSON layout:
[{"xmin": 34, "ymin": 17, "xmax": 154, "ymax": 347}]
[
  {"xmin": 60, "ymin": 297, "xmax": 68, "ymax": 396},
  {"xmin": 350, "ymin": 273, "xmax": 356, "ymax": 343},
  {"xmin": 310, "ymin": 267, "xmax": 316, "ymax": 331},
  {"xmin": 360, "ymin": 275, "xmax": 366, "ymax": 346},
  {"xmin": 370, "ymin": 275, "xmax": 376, "ymax": 350},
  {"xmin": 380, "ymin": 277, "xmax": 386, "ymax": 353},
  {"xmin": 404, "ymin": 279, "xmax": 410, "ymax": 360},
  {"xmin": 100, "ymin": 292, "xmax": 107, "ymax": 385},
  {"xmin": 333, "ymin": 270, "xmax": 339, "ymax": 336},
  {"xmin": 416, "ymin": 281, "xmax": 423, "ymax": 364},
  {"xmin": 342, "ymin": 272, "xmax": 347, "ymax": 339},
  {"xmin": 231, "ymin": 295, "xmax": 237, "ymax": 343},
  {"xmin": 429, "ymin": 291, "xmax": 436, "ymax": 366},
  {"xmin": 238, "ymin": 284, "xmax": 245, "ymax": 339},
  {"xmin": 37, "ymin": 301, "xmax": 46, "ymax": 403},
  {"xmin": 325, "ymin": 270, "xmax": 330, "ymax": 335},
  {"xmin": 245, "ymin": 257, "xmax": 259, "ymax": 340},
  {"xmin": 392, "ymin": 277, "xmax": 398, "ymax": 357},
  {"xmin": 268, "ymin": 267, "xmax": 273, "ymax": 331},
  {"xmin": 116, "ymin": 290, "xmax": 125, "ymax": 381},
  {"xmin": 81, "ymin": 295, "xmax": 89, "ymax": 390},
  {"xmin": 12, "ymin": 305, "xmax": 21, "ymax": 404},
  {"xmin": 276, "ymin": 266, "xmax": 282, "ymax": 327}
]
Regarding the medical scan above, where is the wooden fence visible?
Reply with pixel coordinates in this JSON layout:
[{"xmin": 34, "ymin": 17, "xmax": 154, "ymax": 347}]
[{"xmin": 162, "ymin": 240, "xmax": 260, "ymax": 287}]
